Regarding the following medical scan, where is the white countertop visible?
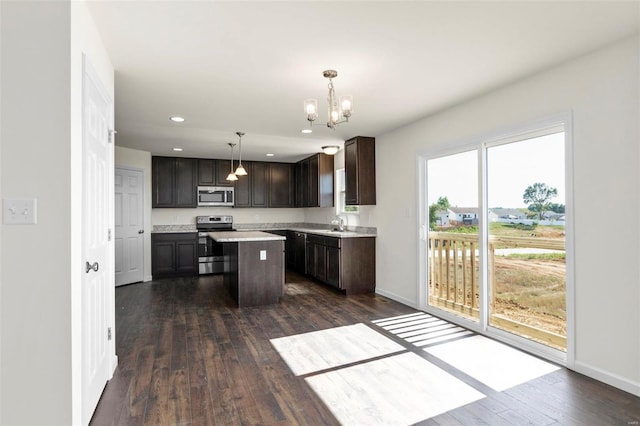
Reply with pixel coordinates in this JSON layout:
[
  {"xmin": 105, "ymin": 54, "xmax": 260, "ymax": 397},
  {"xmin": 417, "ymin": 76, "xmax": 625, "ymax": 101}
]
[
  {"xmin": 289, "ymin": 228, "xmax": 376, "ymax": 238},
  {"xmin": 207, "ymin": 231, "xmax": 286, "ymax": 242}
]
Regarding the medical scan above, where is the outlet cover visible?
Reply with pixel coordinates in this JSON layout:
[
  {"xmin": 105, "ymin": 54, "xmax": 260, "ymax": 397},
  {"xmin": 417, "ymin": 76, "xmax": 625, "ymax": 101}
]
[
  {"xmin": 3, "ymin": 198, "xmax": 37, "ymax": 225},
  {"xmin": 260, "ymin": 250, "xmax": 267, "ymax": 260}
]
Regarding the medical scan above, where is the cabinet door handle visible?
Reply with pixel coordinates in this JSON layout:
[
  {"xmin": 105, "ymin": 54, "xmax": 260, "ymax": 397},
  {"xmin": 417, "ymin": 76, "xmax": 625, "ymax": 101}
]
[
  {"xmin": 138, "ymin": 229, "xmax": 144, "ymax": 234},
  {"xmin": 85, "ymin": 261, "xmax": 99, "ymax": 273}
]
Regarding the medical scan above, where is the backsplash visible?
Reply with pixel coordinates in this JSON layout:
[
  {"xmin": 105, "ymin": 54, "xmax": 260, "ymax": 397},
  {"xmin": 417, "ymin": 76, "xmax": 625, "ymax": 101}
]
[{"xmin": 153, "ymin": 222, "xmax": 376, "ymax": 235}]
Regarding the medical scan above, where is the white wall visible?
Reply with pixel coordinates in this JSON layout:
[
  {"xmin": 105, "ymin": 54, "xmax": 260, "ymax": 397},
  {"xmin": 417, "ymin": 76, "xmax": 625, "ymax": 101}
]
[
  {"xmin": 1, "ymin": 2, "xmax": 73, "ymax": 424},
  {"xmin": 115, "ymin": 146, "xmax": 153, "ymax": 281},
  {"xmin": 375, "ymin": 36, "xmax": 639, "ymax": 395},
  {"xmin": 0, "ymin": 1, "xmax": 114, "ymax": 424}
]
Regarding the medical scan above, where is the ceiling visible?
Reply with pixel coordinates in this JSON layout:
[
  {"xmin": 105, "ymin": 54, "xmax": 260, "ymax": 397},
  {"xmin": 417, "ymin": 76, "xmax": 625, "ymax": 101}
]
[{"xmin": 87, "ymin": 1, "xmax": 639, "ymax": 163}]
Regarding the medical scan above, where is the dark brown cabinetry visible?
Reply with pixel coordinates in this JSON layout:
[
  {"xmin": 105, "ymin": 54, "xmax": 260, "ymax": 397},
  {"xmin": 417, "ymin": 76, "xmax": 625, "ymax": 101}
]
[
  {"xmin": 345, "ymin": 136, "xmax": 376, "ymax": 205},
  {"xmin": 152, "ymin": 156, "xmax": 197, "ymax": 208},
  {"xmin": 291, "ymin": 231, "xmax": 307, "ymax": 274},
  {"xmin": 197, "ymin": 159, "xmax": 233, "ymax": 186},
  {"xmin": 269, "ymin": 163, "xmax": 295, "ymax": 207},
  {"xmin": 251, "ymin": 161, "xmax": 269, "ymax": 207},
  {"xmin": 223, "ymin": 240, "xmax": 285, "ymax": 307},
  {"xmin": 151, "ymin": 232, "xmax": 198, "ymax": 278},
  {"xmin": 235, "ymin": 162, "xmax": 294, "ymax": 208},
  {"xmin": 295, "ymin": 153, "xmax": 334, "ymax": 207},
  {"xmin": 305, "ymin": 234, "xmax": 375, "ymax": 294}
]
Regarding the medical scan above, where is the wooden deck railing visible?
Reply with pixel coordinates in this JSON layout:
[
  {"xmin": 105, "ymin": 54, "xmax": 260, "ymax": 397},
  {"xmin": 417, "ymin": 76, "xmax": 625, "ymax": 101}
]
[{"xmin": 428, "ymin": 232, "xmax": 566, "ymax": 349}]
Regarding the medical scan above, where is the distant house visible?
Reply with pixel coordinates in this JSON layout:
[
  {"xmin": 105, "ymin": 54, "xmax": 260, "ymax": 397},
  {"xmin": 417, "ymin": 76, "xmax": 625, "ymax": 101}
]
[
  {"xmin": 488, "ymin": 208, "xmax": 527, "ymax": 222},
  {"xmin": 434, "ymin": 209, "xmax": 451, "ymax": 226},
  {"xmin": 448, "ymin": 207, "xmax": 479, "ymax": 225},
  {"xmin": 542, "ymin": 211, "xmax": 565, "ymax": 221}
]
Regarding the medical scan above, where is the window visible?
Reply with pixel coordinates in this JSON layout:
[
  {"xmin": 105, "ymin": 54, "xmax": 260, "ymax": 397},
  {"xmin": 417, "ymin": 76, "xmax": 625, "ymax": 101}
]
[{"xmin": 336, "ymin": 168, "xmax": 358, "ymax": 214}]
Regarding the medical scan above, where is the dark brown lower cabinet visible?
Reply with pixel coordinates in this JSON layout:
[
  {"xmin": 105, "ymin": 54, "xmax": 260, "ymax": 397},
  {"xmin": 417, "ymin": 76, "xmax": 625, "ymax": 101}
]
[
  {"xmin": 305, "ymin": 235, "xmax": 375, "ymax": 294},
  {"xmin": 291, "ymin": 231, "xmax": 307, "ymax": 274},
  {"xmin": 151, "ymin": 233, "xmax": 198, "ymax": 278}
]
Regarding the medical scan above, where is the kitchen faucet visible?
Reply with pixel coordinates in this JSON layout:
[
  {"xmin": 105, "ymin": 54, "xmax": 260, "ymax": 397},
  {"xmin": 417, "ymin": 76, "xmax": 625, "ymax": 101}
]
[{"xmin": 331, "ymin": 215, "xmax": 346, "ymax": 232}]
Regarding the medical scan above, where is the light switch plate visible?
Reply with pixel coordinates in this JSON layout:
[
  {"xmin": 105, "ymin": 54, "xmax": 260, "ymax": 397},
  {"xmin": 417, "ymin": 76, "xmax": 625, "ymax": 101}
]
[
  {"xmin": 3, "ymin": 198, "xmax": 37, "ymax": 225},
  {"xmin": 260, "ymin": 250, "xmax": 267, "ymax": 260}
]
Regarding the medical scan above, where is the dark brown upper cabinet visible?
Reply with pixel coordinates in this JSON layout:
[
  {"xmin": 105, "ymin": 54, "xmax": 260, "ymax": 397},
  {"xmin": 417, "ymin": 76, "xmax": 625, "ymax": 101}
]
[
  {"xmin": 295, "ymin": 153, "xmax": 334, "ymax": 208},
  {"xmin": 235, "ymin": 161, "xmax": 294, "ymax": 208},
  {"xmin": 152, "ymin": 156, "xmax": 197, "ymax": 208},
  {"xmin": 251, "ymin": 161, "xmax": 269, "ymax": 207},
  {"xmin": 345, "ymin": 136, "xmax": 376, "ymax": 205},
  {"xmin": 269, "ymin": 162, "xmax": 295, "ymax": 208},
  {"xmin": 197, "ymin": 159, "xmax": 234, "ymax": 187}
]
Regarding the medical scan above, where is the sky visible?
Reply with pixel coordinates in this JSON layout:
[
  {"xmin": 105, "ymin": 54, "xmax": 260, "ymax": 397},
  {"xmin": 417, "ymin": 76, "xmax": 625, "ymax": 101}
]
[{"xmin": 427, "ymin": 132, "xmax": 565, "ymax": 209}]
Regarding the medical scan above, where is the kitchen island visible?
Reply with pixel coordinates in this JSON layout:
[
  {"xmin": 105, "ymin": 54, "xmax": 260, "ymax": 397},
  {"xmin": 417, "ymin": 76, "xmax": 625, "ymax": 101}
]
[{"xmin": 207, "ymin": 231, "xmax": 285, "ymax": 307}]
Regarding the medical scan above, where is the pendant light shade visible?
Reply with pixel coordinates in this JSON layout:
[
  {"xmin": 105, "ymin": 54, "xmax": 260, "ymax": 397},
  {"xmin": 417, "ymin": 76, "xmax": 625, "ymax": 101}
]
[
  {"xmin": 226, "ymin": 142, "xmax": 238, "ymax": 181},
  {"xmin": 234, "ymin": 132, "xmax": 248, "ymax": 176}
]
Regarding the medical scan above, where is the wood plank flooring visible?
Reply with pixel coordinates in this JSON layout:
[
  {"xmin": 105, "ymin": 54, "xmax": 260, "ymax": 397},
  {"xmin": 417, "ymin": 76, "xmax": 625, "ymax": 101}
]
[{"xmin": 90, "ymin": 272, "xmax": 640, "ymax": 426}]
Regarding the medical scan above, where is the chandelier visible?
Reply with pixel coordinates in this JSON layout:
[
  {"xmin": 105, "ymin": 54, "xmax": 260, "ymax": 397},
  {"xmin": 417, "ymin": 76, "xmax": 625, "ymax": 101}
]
[{"xmin": 304, "ymin": 70, "xmax": 353, "ymax": 129}]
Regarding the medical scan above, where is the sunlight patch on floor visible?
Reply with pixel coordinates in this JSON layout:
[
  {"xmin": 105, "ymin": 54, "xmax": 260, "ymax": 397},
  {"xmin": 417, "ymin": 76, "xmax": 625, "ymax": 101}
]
[
  {"xmin": 305, "ymin": 352, "xmax": 485, "ymax": 426},
  {"xmin": 424, "ymin": 334, "xmax": 560, "ymax": 391},
  {"xmin": 269, "ymin": 323, "xmax": 405, "ymax": 376},
  {"xmin": 373, "ymin": 312, "xmax": 473, "ymax": 347}
]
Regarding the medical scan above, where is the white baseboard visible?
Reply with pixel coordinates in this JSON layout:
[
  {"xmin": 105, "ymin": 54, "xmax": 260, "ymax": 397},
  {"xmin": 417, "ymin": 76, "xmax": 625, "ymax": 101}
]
[
  {"xmin": 144, "ymin": 274, "xmax": 153, "ymax": 282},
  {"xmin": 375, "ymin": 288, "xmax": 418, "ymax": 309},
  {"xmin": 573, "ymin": 360, "xmax": 640, "ymax": 397},
  {"xmin": 110, "ymin": 355, "xmax": 118, "ymax": 377}
]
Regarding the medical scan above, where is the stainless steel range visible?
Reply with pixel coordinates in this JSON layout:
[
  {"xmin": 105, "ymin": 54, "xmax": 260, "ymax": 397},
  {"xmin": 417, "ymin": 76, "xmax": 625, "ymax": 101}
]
[{"xmin": 196, "ymin": 215, "xmax": 234, "ymax": 275}]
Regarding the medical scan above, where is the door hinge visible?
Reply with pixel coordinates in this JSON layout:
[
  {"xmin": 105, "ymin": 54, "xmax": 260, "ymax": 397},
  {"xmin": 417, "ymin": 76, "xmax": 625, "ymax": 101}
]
[
  {"xmin": 108, "ymin": 228, "xmax": 112, "ymax": 241},
  {"xmin": 107, "ymin": 327, "xmax": 112, "ymax": 341},
  {"xmin": 108, "ymin": 129, "xmax": 117, "ymax": 144}
]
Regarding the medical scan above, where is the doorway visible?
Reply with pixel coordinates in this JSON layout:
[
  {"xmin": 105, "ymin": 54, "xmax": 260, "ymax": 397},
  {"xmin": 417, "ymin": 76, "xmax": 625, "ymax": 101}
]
[
  {"xmin": 421, "ymin": 117, "xmax": 572, "ymax": 364},
  {"xmin": 115, "ymin": 167, "xmax": 144, "ymax": 286}
]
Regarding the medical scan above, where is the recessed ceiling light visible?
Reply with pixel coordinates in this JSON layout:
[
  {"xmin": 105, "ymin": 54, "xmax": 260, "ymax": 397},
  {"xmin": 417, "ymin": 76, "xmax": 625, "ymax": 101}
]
[
  {"xmin": 170, "ymin": 116, "xmax": 185, "ymax": 122},
  {"xmin": 266, "ymin": 153, "xmax": 275, "ymax": 157},
  {"xmin": 301, "ymin": 129, "xmax": 312, "ymax": 134},
  {"xmin": 173, "ymin": 147, "xmax": 183, "ymax": 152}
]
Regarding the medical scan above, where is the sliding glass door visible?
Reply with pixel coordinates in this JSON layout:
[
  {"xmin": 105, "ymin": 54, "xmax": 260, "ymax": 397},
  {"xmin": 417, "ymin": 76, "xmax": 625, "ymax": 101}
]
[
  {"xmin": 486, "ymin": 131, "xmax": 566, "ymax": 351},
  {"xmin": 423, "ymin": 119, "xmax": 570, "ymax": 360},
  {"xmin": 426, "ymin": 150, "xmax": 480, "ymax": 323}
]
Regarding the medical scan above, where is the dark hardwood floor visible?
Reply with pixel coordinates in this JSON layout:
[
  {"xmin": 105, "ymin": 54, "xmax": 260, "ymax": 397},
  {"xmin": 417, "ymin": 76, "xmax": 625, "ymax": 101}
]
[{"xmin": 91, "ymin": 272, "xmax": 640, "ymax": 426}]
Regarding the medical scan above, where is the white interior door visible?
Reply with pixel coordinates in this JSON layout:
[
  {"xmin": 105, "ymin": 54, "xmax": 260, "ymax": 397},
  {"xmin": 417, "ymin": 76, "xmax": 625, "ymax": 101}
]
[
  {"xmin": 82, "ymin": 57, "xmax": 113, "ymax": 425},
  {"xmin": 115, "ymin": 167, "xmax": 144, "ymax": 286}
]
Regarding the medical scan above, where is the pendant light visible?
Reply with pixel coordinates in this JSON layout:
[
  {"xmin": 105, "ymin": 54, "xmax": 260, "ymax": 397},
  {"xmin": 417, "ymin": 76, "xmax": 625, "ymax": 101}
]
[
  {"xmin": 234, "ymin": 131, "xmax": 247, "ymax": 176},
  {"xmin": 226, "ymin": 142, "xmax": 238, "ymax": 181}
]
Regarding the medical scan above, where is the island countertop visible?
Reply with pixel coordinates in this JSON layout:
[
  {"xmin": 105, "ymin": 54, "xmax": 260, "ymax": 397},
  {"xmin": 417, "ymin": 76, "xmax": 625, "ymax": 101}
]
[{"xmin": 207, "ymin": 230, "xmax": 286, "ymax": 242}]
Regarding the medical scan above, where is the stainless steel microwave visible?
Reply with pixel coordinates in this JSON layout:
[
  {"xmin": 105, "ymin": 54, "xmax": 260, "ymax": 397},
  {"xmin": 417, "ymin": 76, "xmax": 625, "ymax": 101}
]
[{"xmin": 197, "ymin": 186, "xmax": 234, "ymax": 207}]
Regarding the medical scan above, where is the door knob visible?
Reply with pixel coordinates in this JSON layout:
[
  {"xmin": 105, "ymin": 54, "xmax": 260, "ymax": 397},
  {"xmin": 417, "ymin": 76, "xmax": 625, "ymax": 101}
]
[
  {"xmin": 85, "ymin": 261, "xmax": 99, "ymax": 273},
  {"xmin": 138, "ymin": 230, "xmax": 144, "ymax": 234}
]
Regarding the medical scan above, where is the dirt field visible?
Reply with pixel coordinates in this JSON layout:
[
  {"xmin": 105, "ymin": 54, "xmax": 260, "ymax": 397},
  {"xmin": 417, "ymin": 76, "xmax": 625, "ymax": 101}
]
[{"xmin": 493, "ymin": 256, "xmax": 566, "ymax": 336}]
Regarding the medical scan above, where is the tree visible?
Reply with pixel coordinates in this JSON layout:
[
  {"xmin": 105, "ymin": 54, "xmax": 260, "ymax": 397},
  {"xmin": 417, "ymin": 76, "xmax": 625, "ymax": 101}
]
[
  {"xmin": 436, "ymin": 196, "xmax": 450, "ymax": 210},
  {"xmin": 548, "ymin": 203, "xmax": 565, "ymax": 214},
  {"xmin": 523, "ymin": 183, "xmax": 558, "ymax": 220}
]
